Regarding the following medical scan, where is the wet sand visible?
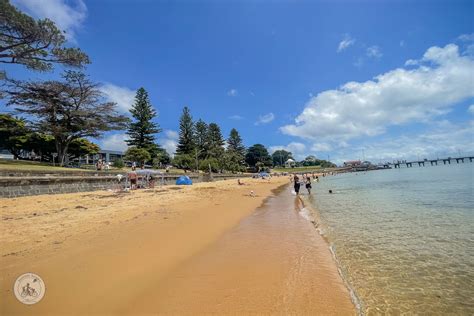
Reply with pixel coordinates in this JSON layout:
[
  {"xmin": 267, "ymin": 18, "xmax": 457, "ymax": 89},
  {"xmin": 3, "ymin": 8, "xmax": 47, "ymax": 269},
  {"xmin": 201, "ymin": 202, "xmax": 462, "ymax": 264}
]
[{"xmin": 0, "ymin": 178, "xmax": 354, "ymax": 315}]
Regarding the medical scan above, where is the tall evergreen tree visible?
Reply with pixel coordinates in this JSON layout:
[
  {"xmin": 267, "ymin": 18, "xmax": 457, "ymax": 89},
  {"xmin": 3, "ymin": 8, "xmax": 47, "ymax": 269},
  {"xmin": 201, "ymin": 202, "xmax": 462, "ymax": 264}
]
[
  {"xmin": 227, "ymin": 128, "xmax": 246, "ymax": 158},
  {"xmin": 225, "ymin": 128, "xmax": 246, "ymax": 172},
  {"xmin": 126, "ymin": 87, "xmax": 161, "ymax": 157},
  {"xmin": 194, "ymin": 119, "xmax": 208, "ymax": 159},
  {"xmin": 175, "ymin": 106, "xmax": 195, "ymax": 155},
  {"xmin": 206, "ymin": 123, "xmax": 225, "ymax": 159}
]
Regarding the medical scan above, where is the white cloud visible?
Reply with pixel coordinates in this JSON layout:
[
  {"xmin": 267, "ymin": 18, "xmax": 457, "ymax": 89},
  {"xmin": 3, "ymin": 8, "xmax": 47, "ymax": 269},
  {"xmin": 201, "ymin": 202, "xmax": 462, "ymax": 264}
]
[
  {"xmin": 366, "ymin": 45, "xmax": 383, "ymax": 58},
  {"xmin": 350, "ymin": 121, "xmax": 474, "ymax": 162},
  {"xmin": 255, "ymin": 112, "xmax": 275, "ymax": 125},
  {"xmin": 337, "ymin": 34, "xmax": 356, "ymax": 53},
  {"xmin": 458, "ymin": 33, "xmax": 474, "ymax": 42},
  {"xmin": 269, "ymin": 142, "xmax": 307, "ymax": 160},
  {"xmin": 100, "ymin": 83, "xmax": 135, "ymax": 114},
  {"xmin": 468, "ymin": 104, "xmax": 474, "ymax": 114},
  {"xmin": 158, "ymin": 130, "xmax": 179, "ymax": 156},
  {"xmin": 281, "ymin": 44, "xmax": 474, "ymax": 146},
  {"xmin": 227, "ymin": 89, "xmax": 238, "ymax": 97},
  {"xmin": 12, "ymin": 0, "xmax": 87, "ymax": 41},
  {"xmin": 229, "ymin": 115, "xmax": 244, "ymax": 120},
  {"xmin": 99, "ymin": 133, "xmax": 128, "ymax": 152},
  {"xmin": 311, "ymin": 143, "xmax": 332, "ymax": 152}
]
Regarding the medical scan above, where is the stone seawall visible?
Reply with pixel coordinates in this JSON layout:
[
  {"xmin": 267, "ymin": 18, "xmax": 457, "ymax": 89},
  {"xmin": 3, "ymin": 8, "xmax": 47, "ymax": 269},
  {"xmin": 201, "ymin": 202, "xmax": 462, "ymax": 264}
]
[{"xmin": 0, "ymin": 173, "xmax": 252, "ymax": 198}]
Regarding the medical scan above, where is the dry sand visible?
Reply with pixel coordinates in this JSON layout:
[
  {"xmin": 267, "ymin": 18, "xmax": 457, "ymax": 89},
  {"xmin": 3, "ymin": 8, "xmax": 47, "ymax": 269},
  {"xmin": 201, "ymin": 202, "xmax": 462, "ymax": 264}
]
[{"xmin": 0, "ymin": 177, "xmax": 355, "ymax": 315}]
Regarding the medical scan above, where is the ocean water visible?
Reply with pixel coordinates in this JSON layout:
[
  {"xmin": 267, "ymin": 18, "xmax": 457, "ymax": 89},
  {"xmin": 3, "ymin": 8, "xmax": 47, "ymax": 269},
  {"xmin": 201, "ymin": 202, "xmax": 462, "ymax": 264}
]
[{"xmin": 307, "ymin": 163, "xmax": 474, "ymax": 315}]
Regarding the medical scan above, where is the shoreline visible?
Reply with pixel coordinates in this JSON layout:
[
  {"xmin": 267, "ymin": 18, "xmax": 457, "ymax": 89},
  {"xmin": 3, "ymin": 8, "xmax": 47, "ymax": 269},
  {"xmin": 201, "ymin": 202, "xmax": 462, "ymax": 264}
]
[
  {"xmin": 1, "ymin": 177, "xmax": 355, "ymax": 315},
  {"xmin": 298, "ymin": 194, "xmax": 362, "ymax": 314}
]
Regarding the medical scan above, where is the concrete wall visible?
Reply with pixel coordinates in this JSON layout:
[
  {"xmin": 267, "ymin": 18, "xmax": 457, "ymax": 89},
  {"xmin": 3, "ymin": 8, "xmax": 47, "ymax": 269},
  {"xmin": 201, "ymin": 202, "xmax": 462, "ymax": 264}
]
[{"xmin": 0, "ymin": 172, "xmax": 251, "ymax": 198}]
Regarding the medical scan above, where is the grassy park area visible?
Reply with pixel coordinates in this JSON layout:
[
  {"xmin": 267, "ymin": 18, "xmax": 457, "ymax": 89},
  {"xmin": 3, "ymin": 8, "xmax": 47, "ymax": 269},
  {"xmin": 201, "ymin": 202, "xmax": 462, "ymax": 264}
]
[{"xmin": 271, "ymin": 166, "xmax": 325, "ymax": 173}]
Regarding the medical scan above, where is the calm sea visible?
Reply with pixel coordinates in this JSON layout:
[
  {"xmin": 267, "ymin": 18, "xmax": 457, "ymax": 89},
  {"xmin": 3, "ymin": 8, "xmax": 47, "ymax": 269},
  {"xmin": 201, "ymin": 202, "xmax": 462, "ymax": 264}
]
[{"xmin": 307, "ymin": 163, "xmax": 474, "ymax": 315}]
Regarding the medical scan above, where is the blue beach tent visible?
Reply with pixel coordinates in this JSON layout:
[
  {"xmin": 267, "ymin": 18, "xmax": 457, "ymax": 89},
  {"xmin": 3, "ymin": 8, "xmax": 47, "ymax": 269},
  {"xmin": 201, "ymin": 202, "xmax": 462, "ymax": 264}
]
[
  {"xmin": 176, "ymin": 175, "xmax": 193, "ymax": 185},
  {"xmin": 259, "ymin": 172, "xmax": 269, "ymax": 178}
]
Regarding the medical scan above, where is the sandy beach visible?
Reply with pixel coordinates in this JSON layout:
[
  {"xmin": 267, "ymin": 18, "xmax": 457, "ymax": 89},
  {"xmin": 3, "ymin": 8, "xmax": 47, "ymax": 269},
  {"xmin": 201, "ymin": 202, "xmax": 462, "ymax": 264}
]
[{"xmin": 0, "ymin": 177, "xmax": 355, "ymax": 315}]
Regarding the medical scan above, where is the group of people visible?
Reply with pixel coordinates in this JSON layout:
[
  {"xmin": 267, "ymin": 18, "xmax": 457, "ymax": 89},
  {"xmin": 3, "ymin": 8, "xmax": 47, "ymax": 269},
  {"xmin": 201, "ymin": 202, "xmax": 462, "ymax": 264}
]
[
  {"xmin": 95, "ymin": 159, "xmax": 110, "ymax": 171},
  {"xmin": 291, "ymin": 173, "xmax": 322, "ymax": 195}
]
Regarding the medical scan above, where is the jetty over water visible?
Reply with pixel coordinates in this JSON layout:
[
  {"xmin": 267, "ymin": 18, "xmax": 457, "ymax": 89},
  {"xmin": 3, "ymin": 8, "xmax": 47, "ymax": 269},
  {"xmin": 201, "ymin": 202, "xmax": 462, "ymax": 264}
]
[{"xmin": 391, "ymin": 156, "xmax": 474, "ymax": 168}]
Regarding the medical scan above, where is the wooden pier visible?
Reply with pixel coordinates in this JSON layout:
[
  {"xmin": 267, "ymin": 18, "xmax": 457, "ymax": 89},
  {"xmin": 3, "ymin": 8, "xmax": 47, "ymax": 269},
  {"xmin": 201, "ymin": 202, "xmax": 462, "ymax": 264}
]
[{"xmin": 392, "ymin": 157, "xmax": 474, "ymax": 168}]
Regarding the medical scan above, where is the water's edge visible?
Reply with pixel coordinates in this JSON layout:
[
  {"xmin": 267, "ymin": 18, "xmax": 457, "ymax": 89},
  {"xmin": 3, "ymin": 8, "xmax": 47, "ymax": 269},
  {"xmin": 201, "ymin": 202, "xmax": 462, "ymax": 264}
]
[{"xmin": 297, "ymin": 194, "xmax": 363, "ymax": 316}]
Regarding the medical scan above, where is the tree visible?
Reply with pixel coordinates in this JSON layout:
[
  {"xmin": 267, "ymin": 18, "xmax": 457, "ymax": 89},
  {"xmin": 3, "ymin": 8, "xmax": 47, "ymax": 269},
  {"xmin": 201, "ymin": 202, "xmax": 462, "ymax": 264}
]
[
  {"xmin": 272, "ymin": 150, "xmax": 293, "ymax": 167},
  {"xmin": 175, "ymin": 106, "xmax": 195, "ymax": 156},
  {"xmin": 0, "ymin": 0, "xmax": 89, "ymax": 72},
  {"xmin": 206, "ymin": 123, "xmax": 225, "ymax": 159},
  {"xmin": 245, "ymin": 144, "xmax": 272, "ymax": 169},
  {"xmin": 194, "ymin": 119, "xmax": 208, "ymax": 160},
  {"xmin": 153, "ymin": 147, "xmax": 171, "ymax": 167},
  {"xmin": 0, "ymin": 113, "xmax": 29, "ymax": 158},
  {"xmin": 7, "ymin": 71, "xmax": 129, "ymax": 165},
  {"xmin": 67, "ymin": 138, "xmax": 100, "ymax": 160},
  {"xmin": 172, "ymin": 154, "xmax": 194, "ymax": 171},
  {"xmin": 126, "ymin": 87, "xmax": 161, "ymax": 158},
  {"xmin": 21, "ymin": 133, "xmax": 55, "ymax": 161},
  {"xmin": 226, "ymin": 128, "xmax": 246, "ymax": 172},
  {"xmin": 124, "ymin": 147, "xmax": 150, "ymax": 165}
]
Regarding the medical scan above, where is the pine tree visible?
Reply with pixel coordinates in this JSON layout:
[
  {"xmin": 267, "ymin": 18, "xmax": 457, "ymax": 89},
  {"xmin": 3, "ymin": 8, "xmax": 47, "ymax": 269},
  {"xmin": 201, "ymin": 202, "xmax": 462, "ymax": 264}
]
[
  {"xmin": 207, "ymin": 123, "xmax": 225, "ymax": 159},
  {"xmin": 175, "ymin": 106, "xmax": 195, "ymax": 155},
  {"xmin": 194, "ymin": 119, "xmax": 208, "ymax": 159},
  {"xmin": 227, "ymin": 128, "xmax": 246, "ymax": 158},
  {"xmin": 226, "ymin": 128, "xmax": 246, "ymax": 172},
  {"xmin": 126, "ymin": 88, "xmax": 161, "ymax": 156}
]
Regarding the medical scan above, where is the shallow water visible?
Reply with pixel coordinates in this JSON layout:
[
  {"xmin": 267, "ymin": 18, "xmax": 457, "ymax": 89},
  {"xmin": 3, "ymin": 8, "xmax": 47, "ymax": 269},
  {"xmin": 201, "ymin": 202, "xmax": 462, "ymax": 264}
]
[{"xmin": 308, "ymin": 163, "xmax": 474, "ymax": 315}]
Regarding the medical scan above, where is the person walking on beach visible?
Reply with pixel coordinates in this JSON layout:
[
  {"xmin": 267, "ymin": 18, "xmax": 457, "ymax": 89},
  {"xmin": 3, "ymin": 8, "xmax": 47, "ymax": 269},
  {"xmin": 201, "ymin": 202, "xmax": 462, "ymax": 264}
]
[
  {"xmin": 305, "ymin": 176, "xmax": 312, "ymax": 195},
  {"xmin": 293, "ymin": 174, "xmax": 300, "ymax": 195}
]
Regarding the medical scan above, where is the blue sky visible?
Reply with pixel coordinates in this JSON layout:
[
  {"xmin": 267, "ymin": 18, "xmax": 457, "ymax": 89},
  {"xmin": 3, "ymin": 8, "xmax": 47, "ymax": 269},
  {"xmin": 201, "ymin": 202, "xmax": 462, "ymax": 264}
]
[{"xmin": 3, "ymin": 0, "xmax": 474, "ymax": 164}]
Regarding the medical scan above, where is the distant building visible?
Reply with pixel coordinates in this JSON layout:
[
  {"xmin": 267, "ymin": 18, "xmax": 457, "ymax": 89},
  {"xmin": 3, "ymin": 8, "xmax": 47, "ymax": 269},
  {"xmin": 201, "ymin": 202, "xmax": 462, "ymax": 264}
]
[
  {"xmin": 285, "ymin": 158, "xmax": 296, "ymax": 168},
  {"xmin": 79, "ymin": 149, "xmax": 124, "ymax": 164},
  {"xmin": 343, "ymin": 160, "xmax": 362, "ymax": 167},
  {"xmin": 0, "ymin": 149, "xmax": 14, "ymax": 160}
]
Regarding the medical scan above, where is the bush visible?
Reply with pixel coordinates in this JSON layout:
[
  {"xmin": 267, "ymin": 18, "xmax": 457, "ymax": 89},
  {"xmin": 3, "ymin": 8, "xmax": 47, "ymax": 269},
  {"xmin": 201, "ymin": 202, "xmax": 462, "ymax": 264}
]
[
  {"xmin": 199, "ymin": 158, "xmax": 220, "ymax": 173},
  {"xmin": 173, "ymin": 154, "xmax": 194, "ymax": 171},
  {"xmin": 112, "ymin": 158, "xmax": 125, "ymax": 169},
  {"xmin": 124, "ymin": 147, "xmax": 151, "ymax": 165}
]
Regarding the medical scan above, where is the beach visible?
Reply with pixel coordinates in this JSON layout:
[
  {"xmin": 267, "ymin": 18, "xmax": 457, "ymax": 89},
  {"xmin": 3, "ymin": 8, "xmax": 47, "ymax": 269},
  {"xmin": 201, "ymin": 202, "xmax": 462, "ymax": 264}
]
[{"xmin": 0, "ymin": 177, "xmax": 355, "ymax": 315}]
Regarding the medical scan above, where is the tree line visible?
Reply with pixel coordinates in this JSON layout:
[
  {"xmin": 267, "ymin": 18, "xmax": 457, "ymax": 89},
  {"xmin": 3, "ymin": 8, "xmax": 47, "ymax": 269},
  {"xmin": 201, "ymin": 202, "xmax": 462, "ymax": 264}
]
[{"xmin": 0, "ymin": 0, "xmax": 334, "ymax": 171}]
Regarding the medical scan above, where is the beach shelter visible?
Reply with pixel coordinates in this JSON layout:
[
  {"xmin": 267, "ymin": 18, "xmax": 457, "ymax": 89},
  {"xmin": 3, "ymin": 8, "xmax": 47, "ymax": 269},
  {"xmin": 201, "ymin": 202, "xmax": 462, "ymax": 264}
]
[
  {"xmin": 135, "ymin": 169, "xmax": 164, "ymax": 187},
  {"xmin": 285, "ymin": 158, "xmax": 295, "ymax": 168},
  {"xmin": 259, "ymin": 172, "xmax": 270, "ymax": 178},
  {"xmin": 176, "ymin": 175, "xmax": 193, "ymax": 185}
]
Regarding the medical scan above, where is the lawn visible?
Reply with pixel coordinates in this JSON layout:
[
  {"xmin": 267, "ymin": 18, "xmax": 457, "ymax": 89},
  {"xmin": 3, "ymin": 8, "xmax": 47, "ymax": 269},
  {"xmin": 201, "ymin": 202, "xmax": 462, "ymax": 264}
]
[
  {"xmin": 272, "ymin": 166, "xmax": 336, "ymax": 173},
  {"xmin": 0, "ymin": 159, "xmax": 191, "ymax": 174},
  {"xmin": 0, "ymin": 159, "xmax": 95, "ymax": 172}
]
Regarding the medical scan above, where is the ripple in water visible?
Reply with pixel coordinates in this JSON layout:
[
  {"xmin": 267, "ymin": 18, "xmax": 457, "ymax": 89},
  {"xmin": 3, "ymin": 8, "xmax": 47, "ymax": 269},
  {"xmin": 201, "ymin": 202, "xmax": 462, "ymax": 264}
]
[{"xmin": 309, "ymin": 163, "xmax": 474, "ymax": 315}]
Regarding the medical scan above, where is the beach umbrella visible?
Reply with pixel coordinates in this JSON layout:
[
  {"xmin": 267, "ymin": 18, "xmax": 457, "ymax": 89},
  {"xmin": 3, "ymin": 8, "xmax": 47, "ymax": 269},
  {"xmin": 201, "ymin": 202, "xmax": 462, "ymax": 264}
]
[{"xmin": 176, "ymin": 175, "xmax": 193, "ymax": 185}]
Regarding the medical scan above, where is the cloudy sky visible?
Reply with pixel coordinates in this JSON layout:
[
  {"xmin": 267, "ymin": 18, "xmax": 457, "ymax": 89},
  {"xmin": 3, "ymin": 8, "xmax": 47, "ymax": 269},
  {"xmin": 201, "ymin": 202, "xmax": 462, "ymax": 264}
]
[{"xmin": 2, "ymin": 0, "xmax": 473, "ymax": 164}]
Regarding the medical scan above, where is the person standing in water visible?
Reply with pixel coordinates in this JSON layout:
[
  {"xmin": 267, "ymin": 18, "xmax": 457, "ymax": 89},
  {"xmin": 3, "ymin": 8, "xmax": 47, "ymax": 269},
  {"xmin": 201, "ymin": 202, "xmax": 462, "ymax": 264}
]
[
  {"xmin": 293, "ymin": 174, "xmax": 301, "ymax": 195},
  {"xmin": 305, "ymin": 176, "xmax": 312, "ymax": 195}
]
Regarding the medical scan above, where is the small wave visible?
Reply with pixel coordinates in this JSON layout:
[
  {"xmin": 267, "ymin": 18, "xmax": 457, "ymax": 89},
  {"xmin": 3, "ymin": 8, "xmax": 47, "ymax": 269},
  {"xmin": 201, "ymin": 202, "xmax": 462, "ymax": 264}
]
[
  {"xmin": 297, "ymin": 195, "xmax": 364, "ymax": 316},
  {"xmin": 299, "ymin": 207, "xmax": 315, "ymax": 222}
]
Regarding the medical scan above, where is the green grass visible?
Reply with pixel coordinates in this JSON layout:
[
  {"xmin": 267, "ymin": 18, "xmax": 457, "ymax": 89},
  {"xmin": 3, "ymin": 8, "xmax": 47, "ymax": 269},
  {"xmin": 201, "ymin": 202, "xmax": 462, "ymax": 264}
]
[
  {"xmin": 271, "ymin": 166, "xmax": 333, "ymax": 173},
  {"xmin": 0, "ymin": 159, "xmax": 92, "ymax": 171},
  {"xmin": 0, "ymin": 159, "xmax": 193, "ymax": 174}
]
